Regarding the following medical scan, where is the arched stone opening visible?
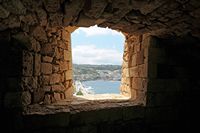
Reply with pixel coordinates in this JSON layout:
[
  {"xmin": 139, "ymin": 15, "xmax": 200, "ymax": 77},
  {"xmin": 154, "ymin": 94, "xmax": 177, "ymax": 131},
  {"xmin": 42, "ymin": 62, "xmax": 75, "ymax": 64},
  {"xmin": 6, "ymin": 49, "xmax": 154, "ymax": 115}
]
[{"xmin": 0, "ymin": 0, "xmax": 200, "ymax": 132}]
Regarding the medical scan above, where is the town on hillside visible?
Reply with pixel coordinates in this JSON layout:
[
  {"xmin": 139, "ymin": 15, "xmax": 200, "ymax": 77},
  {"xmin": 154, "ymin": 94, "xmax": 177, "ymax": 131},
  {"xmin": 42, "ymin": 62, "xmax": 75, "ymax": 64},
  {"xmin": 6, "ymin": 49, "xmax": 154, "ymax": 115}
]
[{"xmin": 73, "ymin": 64, "xmax": 121, "ymax": 81}]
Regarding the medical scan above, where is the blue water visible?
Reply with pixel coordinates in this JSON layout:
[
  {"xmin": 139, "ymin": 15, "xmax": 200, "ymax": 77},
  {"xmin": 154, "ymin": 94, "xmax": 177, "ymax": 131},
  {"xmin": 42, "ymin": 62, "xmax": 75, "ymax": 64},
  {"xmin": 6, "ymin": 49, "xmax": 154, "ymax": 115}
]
[{"xmin": 82, "ymin": 80, "xmax": 120, "ymax": 94}]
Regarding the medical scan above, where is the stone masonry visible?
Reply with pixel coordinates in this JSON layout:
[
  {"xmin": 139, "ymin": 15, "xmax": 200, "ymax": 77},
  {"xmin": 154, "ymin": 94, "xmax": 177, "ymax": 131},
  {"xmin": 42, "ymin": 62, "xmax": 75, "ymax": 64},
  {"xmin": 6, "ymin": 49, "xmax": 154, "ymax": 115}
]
[
  {"xmin": 0, "ymin": 0, "xmax": 200, "ymax": 107},
  {"xmin": 121, "ymin": 34, "xmax": 148, "ymax": 105},
  {"xmin": 1, "ymin": 25, "xmax": 74, "ymax": 106},
  {"xmin": 0, "ymin": 0, "xmax": 200, "ymax": 133}
]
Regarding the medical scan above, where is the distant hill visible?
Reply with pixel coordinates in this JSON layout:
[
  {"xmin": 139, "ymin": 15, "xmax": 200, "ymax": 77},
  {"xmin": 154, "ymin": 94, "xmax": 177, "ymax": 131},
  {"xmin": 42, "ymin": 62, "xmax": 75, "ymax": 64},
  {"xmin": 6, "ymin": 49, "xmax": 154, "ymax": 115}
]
[{"xmin": 73, "ymin": 64, "xmax": 121, "ymax": 81}]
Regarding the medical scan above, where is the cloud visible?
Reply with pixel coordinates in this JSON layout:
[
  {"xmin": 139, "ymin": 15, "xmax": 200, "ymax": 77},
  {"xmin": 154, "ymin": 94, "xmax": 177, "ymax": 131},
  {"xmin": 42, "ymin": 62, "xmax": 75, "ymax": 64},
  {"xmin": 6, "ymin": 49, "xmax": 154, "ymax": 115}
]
[
  {"xmin": 72, "ymin": 45, "xmax": 123, "ymax": 65},
  {"xmin": 73, "ymin": 25, "xmax": 123, "ymax": 37}
]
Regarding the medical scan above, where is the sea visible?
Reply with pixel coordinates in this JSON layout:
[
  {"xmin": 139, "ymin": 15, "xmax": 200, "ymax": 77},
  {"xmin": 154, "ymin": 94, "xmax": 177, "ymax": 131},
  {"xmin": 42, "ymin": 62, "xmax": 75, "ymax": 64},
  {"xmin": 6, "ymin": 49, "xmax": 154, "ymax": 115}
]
[{"xmin": 82, "ymin": 80, "xmax": 120, "ymax": 94}]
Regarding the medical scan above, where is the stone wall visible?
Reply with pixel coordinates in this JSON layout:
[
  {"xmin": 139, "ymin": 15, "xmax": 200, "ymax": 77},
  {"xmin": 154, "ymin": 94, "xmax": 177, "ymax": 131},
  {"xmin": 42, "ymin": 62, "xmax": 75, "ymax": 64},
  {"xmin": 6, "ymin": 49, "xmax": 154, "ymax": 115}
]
[
  {"xmin": 0, "ymin": 26, "xmax": 73, "ymax": 108},
  {"xmin": 0, "ymin": 0, "xmax": 200, "ymax": 133},
  {"xmin": 0, "ymin": 0, "xmax": 199, "ymax": 37},
  {"xmin": 120, "ymin": 34, "xmax": 148, "ymax": 105},
  {"xmin": 145, "ymin": 35, "xmax": 200, "ymax": 131},
  {"xmin": 1, "ymin": 33, "xmax": 200, "ymax": 133}
]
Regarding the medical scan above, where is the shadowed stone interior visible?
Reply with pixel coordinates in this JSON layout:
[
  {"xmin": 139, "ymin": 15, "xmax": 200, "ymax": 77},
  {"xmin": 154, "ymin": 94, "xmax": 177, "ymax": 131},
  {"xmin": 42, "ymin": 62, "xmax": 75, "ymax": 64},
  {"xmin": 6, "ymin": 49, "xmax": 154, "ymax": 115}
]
[{"xmin": 0, "ymin": 0, "xmax": 200, "ymax": 133}]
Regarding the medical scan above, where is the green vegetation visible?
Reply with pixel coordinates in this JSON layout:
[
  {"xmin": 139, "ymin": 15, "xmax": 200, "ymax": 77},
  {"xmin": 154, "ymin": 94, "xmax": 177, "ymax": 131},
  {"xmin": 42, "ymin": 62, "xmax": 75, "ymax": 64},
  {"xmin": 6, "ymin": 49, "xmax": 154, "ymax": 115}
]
[{"xmin": 76, "ymin": 90, "xmax": 83, "ymax": 95}]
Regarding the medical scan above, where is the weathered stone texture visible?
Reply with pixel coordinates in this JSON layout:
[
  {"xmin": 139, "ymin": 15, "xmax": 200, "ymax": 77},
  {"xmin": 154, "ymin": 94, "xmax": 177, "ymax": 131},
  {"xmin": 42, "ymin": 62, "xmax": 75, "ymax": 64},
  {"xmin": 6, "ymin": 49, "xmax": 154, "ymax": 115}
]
[
  {"xmin": 52, "ymin": 84, "xmax": 65, "ymax": 92},
  {"xmin": 21, "ymin": 91, "xmax": 31, "ymax": 106},
  {"xmin": 2, "ymin": 0, "xmax": 26, "ymax": 15},
  {"xmin": 43, "ymin": 0, "xmax": 61, "ymax": 13},
  {"xmin": 65, "ymin": 70, "xmax": 72, "ymax": 81},
  {"xmin": 120, "ymin": 34, "xmax": 148, "ymax": 100},
  {"xmin": 50, "ymin": 73, "xmax": 61, "ymax": 84},
  {"xmin": 34, "ymin": 54, "xmax": 41, "ymax": 76},
  {"xmin": 32, "ymin": 26, "xmax": 47, "ymax": 42},
  {"xmin": 0, "ymin": 1, "xmax": 200, "ymax": 133},
  {"xmin": 41, "ymin": 43, "xmax": 55, "ymax": 56},
  {"xmin": 42, "ymin": 56, "xmax": 53, "ymax": 63},
  {"xmin": 84, "ymin": 0, "xmax": 107, "ymax": 19},
  {"xmin": 33, "ymin": 88, "xmax": 45, "ymax": 103},
  {"xmin": 36, "ymin": 9, "xmax": 48, "ymax": 26},
  {"xmin": 22, "ymin": 51, "xmax": 33, "ymax": 76},
  {"xmin": 0, "ymin": 5, "xmax": 9, "ymax": 18},
  {"xmin": 64, "ymin": 0, "xmax": 85, "ymax": 25},
  {"xmin": 21, "ymin": 77, "xmax": 38, "ymax": 91},
  {"xmin": 41, "ymin": 63, "xmax": 52, "ymax": 75}
]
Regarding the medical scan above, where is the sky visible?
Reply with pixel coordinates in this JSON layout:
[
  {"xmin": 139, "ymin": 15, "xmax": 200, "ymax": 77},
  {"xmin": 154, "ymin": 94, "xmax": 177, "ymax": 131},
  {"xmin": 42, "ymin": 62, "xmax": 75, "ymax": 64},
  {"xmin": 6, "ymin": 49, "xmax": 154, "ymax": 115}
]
[{"xmin": 71, "ymin": 25, "xmax": 125, "ymax": 65}]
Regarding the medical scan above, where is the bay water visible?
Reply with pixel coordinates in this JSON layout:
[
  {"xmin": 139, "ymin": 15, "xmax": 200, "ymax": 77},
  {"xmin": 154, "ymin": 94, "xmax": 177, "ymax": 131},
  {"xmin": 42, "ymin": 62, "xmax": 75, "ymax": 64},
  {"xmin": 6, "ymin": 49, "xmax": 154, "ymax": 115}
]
[{"xmin": 82, "ymin": 80, "xmax": 120, "ymax": 94}]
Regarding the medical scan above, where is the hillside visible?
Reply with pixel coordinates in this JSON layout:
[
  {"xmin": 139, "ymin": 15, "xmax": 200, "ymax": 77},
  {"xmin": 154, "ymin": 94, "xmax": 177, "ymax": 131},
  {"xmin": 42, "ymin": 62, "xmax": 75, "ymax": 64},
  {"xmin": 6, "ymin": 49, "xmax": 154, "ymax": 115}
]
[{"xmin": 73, "ymin": 64, "xmax": 121, "ymax": 81}]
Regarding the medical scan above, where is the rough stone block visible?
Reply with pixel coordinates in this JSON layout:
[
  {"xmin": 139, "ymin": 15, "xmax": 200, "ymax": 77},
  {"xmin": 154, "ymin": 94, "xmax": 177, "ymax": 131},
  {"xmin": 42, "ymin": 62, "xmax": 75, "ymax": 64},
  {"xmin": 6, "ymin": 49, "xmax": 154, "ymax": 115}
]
[
  {"xmin": 135, "ymin": 90, "xmax": 146, "ymax": 105},
  {"xmin": 59, "ymin": 61, "xmax": 68, "ymax": 71},
  {"xmin": 43, "ymin": 0, "xmax": 60, "ymax": 12},
  {"xmin": 68, "ymin": 61, "xmax": 72, "ymax": 70},
  {"xmin": 64, "ymin": 87, "xmax": 73, "ymax": 99},
  {"xmin": 20, "ymin": 13, "xmax": 38, "ymax": 26},
  {"xmin": 21, "ymin": 77, "xmax": 38, "ymax": 91},
  {"xmin": 52, "ymin": 65, "xmax": 60, "ymax": 73},
  {"xmin": 50, "ymin": 73, "xmax": 61, "ymax": 84},
  {"xmin": 34, "ymin": 54, "xmax": 41, "ymax": 76},
  {"xmin": 76, "ymin": 13, "xmax": 97, "ymax": 27},
  {"xmin": 64, "ymin": 50, "xmax": 71, "ymax": 61},
  {"xmin": 65, "ymin": 70, "xmax": 72, "ymax": 81},
  {"xmin": 33, "ymin": 88, "xmax": 45, "ymax": 103},
  {"xmin": 131, "ymin": 54, "xmax": 137, "ymax": 67},
  {"xmin": 54, "ymin": 92, "xmax": 61, "ymax": 101},
  {"xmin": 64, "ymin": 0, "xmax": 85, "ymax": 25},
  {"xmin": 54, "ymin": 47, "xmax": 63, "ymax": 60},
  {"xmin": 52, "ymin": 84, "xmax": 65, "ymax": 92},
  {"xmin": 138, "ymin": 64, "xmax": 147, "ymax": 78},
  {"xmin": 32, "ymin": 26, "xmax": 47, "ymax": 42},
  {"xmin": 42, "ymin": 56, "xmax": 53, "ymax": 63},
  {"xmin": 36, "ymin": 9, "xmax": 47, "ymax": 26},
  {"xmin": 30, "ymin": 37, "xmax": 40, "ymax": 52},
  {"xmin": 41, "ymin": 75, "xmax": 50, "ymax": 85},
  {"xmin": 136, "ymin": 49, "xmax": 144, "ymax": 65},
  {"xmin": 0, "ymin": 5, "xmax": 10, "ymax": 18},
  {"xmin": 84, "ymin": 0, "xmax": 107, "ymax": 18},
  {"xmin": 21, "ymin": 91, "xmax": 31, "ymax": 106},
  {"xmin": 43, "ymin": 94, "xmax": 51, "ymax": 104},
  {"xmin": 132, "ymin": 78, "xmax": 148, "ymax": 91},
  {"xmin": 41, "ymin": 63, "xmax": 52, "ymax": 75},
  {"xmin": 58, "ymin": 40, "xmax": 68, "ymax": 50},
  {"xmin": 2, "ymin": 0, "xmax": 26, "ymax": 15},
  {"xmin": 43, "ymin": 86, "xmax": 51, "ymax": 92},
  {"xmin": 7, "ymin": 15, "xmax": 21, "ymax": 28},
  {"xmin": 123, "ymin": 68, "xmax": 130, "ymax": 77},
  {"xmin": 48, "ymin": 12, "xmax": 63, "ymax": 27},
  {"xmin": 64, "ymin": 80, "xmax": 70, "ymax": 88},
  {"xmin": 129, "ymin": 67, "xmax": 138, "ymax": 78},
  {"xmin": 62, "ymin": 29, "xmax": 70, "ymax": 41},
  {"xmin": 61, "ymin": 72, "xmax": 65, "ymax": 82},
  {"xmin": 131, "ymin": 89, "xmax": 137, "ymax": 100},
  {"xmin": 22, "ymin": 51, "xmax": 33, "ymax": 76}
]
